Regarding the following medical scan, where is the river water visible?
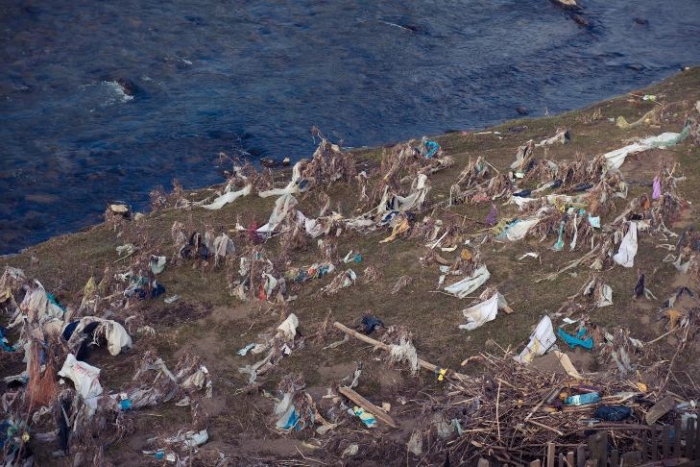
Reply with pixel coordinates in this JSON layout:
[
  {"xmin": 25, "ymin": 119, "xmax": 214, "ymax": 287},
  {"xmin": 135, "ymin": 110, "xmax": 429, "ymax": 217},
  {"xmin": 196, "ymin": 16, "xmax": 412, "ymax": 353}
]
[{"xmin": 1, "ymin": 0, "xmax": 699, "ymax": 254}]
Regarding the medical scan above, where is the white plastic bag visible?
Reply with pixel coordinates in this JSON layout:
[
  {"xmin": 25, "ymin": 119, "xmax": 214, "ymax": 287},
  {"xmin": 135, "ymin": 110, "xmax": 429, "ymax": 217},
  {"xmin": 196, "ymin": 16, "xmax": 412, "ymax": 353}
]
[
  {"xmin": 58, "ymin": 353, "xmax": 103, "ymax": 399},
  {"xmin": 444, "ymin": 265, "xmax": 490, "ymax": 299},
  {"xmin": 613, "ymin": 222, "xmax": 638, "ymax": 268},
  {"xmin": 515, "ymin": 316, "xmax": 556, "ymax": 365}
]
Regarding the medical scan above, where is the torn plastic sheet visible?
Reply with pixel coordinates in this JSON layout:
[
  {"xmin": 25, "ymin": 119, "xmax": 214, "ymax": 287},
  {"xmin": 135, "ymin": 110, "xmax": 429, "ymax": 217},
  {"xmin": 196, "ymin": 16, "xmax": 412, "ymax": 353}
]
[
  {"xmin": 276, "ymin": 313, "xmax": 299, "ymax": 341},
  {"xmin": 350, "ymin": 406, "xmax": 377, "ymax": 428},
  {"xmin": 116, "ymin": 243, "xmax": 138, "ymax": 256},
  {"xmin": 515, "ymin": 315, "xmax": 556, "ymax": 365},
  {"xmin": 179, "ymin": 365, "xmax": 213, "ymax": 398},
  {"xmin": 237, "ymin": 343, "xmax": 256, "ymax": 356},
  {"xmin": 613, "ymin": 222, "xmax": 638, "ymax": 268},
  {"xmin": 378, "ymin": 174, "xmax": 430, "ymax": 215},
  {"xmin": 162, "ymin": 429, "xmax": 209, "ymax": 449},
  {"xmin": 256, "ymin": 194, "xmax": 298, "ymax": 236},
  {"xmin": 150, "ymin": 255, "xmax": 167, "ymax": 274},
  {"xmin": 275, "ymin": 393, "xmax": 300, "ymax": 431},
  {"xmin": 259, "ymin": 162, "xmax": 310, "ymax": 198},
  {"xmin": 603, "ymin": 130, "xmax": 690, "ymax": 169},
  {"xmin": 508, "ymin": 196, "xmax": 537, "ymax": 210},
  {"xmin": 458, "ymin": 290, "xmax": 510, "ymax": 331},
  {"xmin": 343, "ymin": 250, "xmax": 362, "ymax": 263},
  {"xmin": 552, "ymin": 221, "xmax": 565, "ymax": 251},
  {"xmin": 19, "ymin": 280, "xmax": 65, "ymax": 323},
  {"xmin": 102, "ymin": 320, "xmax": 133, "ymax": 355},
  {"xmin": 407, "ymin": 430, "xmax": 423, "ymax": 455},
  {"xmin": 497, "ymin": 218, "xmax": 540, "ymax": 242},
  {"xmin": 443, "ymin": 265, "xmax": 490, "ymax": 298},
  {"xmin": 666, "ymin": 254, "xmax": 692, "ymax": 274},
  {"xmin": 380, "ymin": 216, "xmax": 410, "ymax": 243},
  {"xmin": 262, "ymin": 273, "xmax": 279, "ymax": 299},
  {"xmin": 58, "ymin": 353, "xmax": 103, "ymax": 399},
  {"xmin": 213, "ymin": 233, "xmax": 235, "ymax": 266},
  {"xmin": 67, "ymin": 317, "xmax": 133, "ymax": 356},
  {"xmin": 321, "ymin": 269, "xmax": 357, "ymax": 294},
  {"xmin": 201, "ymin": 184, "xmax": 252, "ymax": 210},
  {"xmin": 419, "ymin": 138, "xmax": 441, "ymax": 158},
  {"xmin": 388, "ymin": 337, "xmax": 419, "ymax": 374},
  {"xmin": 584, "ymin": 279, "xmax": 613, "ymax": 307},
  {"xmin": 535, "ymin": 128, "xmax": 569, "ymax": 147},
  {"xmin": 296, "ymin": 211, "xmax": 325, "ymax": 238}
]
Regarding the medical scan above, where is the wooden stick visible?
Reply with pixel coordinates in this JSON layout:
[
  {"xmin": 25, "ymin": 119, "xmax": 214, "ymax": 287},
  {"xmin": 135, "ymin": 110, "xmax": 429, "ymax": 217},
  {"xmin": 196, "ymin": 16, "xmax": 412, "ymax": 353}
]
[
  {"xmin": 338, "ymin": 387, "xmax": 397, "ymax": 428},
  {"xmin": 528, "ymin": 419, "xmax": 564, "ymax": 437},
  {"xmin": 333, "ymin": 322, "xmax": 473, "ymax": 383},
  {"xmin": 496, "ymin": 381, "xmax": 502, "ymax": 441},
  {"xmin": 547, "ymin": 442, "xmax": 555, "ymax": 467},
  {"xmin": 525, "ymin": 389, "xmax": 556, "ymax": 422},
  {"xmin": 645, "ymin": 326, "xmax": 679, "ymax": 345}
]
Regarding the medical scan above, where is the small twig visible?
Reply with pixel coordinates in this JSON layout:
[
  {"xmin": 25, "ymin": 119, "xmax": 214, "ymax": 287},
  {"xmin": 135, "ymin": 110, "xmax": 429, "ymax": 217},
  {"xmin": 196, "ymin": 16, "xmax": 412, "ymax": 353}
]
[
  {"xmin": 645, "ymin": 326, "xmax": 679, "ymax": 345},
  {"xmin": 527, "ymin": 419, "xmax": 563, "ymax": 437},
  {"xmin": 294, "ymin": 447, "xmax": 327, "ymax": 465}
]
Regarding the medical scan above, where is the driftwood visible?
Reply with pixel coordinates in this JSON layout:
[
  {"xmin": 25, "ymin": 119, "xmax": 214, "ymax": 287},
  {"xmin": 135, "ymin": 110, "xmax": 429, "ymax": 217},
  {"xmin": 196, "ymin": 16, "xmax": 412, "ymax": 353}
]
[
  {"xmin": 338, "ymin": 387, "xmax": 398, "ymax": 428},
  {"xmin": 333, "ymin": 321, "xmax": 473, "ymax": 383}
]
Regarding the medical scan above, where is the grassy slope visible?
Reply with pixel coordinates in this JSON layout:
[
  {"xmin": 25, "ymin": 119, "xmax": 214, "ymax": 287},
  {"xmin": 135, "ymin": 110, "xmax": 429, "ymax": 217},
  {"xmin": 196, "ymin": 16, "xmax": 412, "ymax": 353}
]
[{"xmin": 3, "ymin": 68, "xmax": 700, "ymax": 465}]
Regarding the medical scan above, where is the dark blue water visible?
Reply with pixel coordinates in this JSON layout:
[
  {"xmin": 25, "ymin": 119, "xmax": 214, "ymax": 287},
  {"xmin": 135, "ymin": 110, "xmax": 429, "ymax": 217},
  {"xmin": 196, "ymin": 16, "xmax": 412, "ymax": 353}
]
[{"xmin": 1, "ymin": 0, "xmax": 699, "ymax": 254}]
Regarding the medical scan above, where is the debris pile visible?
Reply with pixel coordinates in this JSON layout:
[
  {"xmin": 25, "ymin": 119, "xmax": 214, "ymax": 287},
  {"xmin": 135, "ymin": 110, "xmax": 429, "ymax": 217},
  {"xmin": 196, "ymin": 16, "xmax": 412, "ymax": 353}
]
[{"xmin": 2, "ymin": 85, "xmax": 700, "ymax": 464}]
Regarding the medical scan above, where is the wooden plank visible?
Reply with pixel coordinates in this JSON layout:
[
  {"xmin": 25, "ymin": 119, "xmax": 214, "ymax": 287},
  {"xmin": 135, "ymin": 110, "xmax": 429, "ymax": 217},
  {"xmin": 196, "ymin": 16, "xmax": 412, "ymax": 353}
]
[
  {"xmin": 589, "ymin": 433, "xmax": 604, "ymax": 464},
  {"xmin": 621, "ymin": 452, "xmax": 642, "ymax": 465},
  {"xmin": 663, "ymin": 425, "xmax": 671, "ymax": 459},
  {"xmin": 600, "ymin": 432, "xmax": 609, "ymax": 467},
  {"xmin": 566, "ymin": 451, "xmax": 575, "ymax": 467},
  {"xmin": 334, "ymin": 322, "xmax": 473, "ymax": 383},
  {"xmin": 338, "ymin": 387, "xmax": 398, "ymax": 428},
  {"xmin": 652, "ymin": 427, "xmax": 659, "ymax": 461},
  {"xmin": 645, "ymin": 396, "xmax": 676, "ymax": 425},
  {"xmin": 547, "ymin": 442, "xmax": 555, "ymax": 467},
  {"xmin": 674, "ymin": 419, "xmax": 683, "ymax": 458},
  {"xmin": 610, "ymin": 449, "xmax": 618, "ymax": 467},
  {"xmin": 477, "ymin": 459, "xmax": 490, "ymax": 467},
  {"xmin": 695, "ymin": 416, "xmax": 700, "ymax": 461},
  {"xmin": 577, "ymin": 445, "xmax": 586, "ymax": 467},
  {"xmin": 641, "ymin": 429, "xmax": 649, "ymax": 461},
  {"xmin": 530, "ymin": 461, "xmax": 542, "ymax": 467},
  {"xmin": 686, "ymin": 417, "xmax": 695, "ymax": 460}
]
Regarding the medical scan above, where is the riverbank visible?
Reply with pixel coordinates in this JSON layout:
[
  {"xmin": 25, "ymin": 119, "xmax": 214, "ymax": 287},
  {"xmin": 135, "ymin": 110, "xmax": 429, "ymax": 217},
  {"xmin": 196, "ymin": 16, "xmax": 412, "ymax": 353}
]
[{"xmin": 2, "ymin": 68, "xmax": 700, "ymax": 465}]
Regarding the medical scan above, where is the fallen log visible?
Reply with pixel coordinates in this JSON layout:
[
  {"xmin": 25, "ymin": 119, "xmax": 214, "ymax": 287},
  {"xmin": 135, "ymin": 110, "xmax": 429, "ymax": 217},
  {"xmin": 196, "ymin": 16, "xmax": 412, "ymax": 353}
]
[{"xmin": 333, "ymin": 321, "xmax": 473, "ymax": 383}]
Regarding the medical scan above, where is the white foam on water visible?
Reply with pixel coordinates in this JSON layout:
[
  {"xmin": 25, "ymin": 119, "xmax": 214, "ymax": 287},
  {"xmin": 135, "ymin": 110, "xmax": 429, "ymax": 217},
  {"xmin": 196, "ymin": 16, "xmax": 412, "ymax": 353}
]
[{"xmin": 102, "ymin": 81, "xmax": 134, "ymax": 103}]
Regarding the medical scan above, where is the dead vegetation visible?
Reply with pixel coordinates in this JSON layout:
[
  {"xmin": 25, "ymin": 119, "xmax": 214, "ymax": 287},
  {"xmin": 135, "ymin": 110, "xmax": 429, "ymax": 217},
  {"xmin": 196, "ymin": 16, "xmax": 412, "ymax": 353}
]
[{"xmin": 1, "ymin": 68, "xmax": 700, "ymax": 466}]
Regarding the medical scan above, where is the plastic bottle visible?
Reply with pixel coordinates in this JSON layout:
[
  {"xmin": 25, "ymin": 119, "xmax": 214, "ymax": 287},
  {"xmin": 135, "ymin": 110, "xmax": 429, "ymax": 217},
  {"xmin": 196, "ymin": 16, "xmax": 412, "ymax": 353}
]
[{"xmin": 565, "ymin": 392, "xmax": 600, "ymax": 406}]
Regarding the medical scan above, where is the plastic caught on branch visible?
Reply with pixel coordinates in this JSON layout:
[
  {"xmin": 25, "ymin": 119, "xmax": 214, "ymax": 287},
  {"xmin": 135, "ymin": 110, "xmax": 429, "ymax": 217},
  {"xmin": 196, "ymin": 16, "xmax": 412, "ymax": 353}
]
[
  {"xmin": 58, "ymin": 354, "xmax": 103, "ymax": 399},
  {"xmin": 458, "ymin": 289, "xmax": 512, "ymax": 331},
  {"xmin": 201, "ymin": 184, "xmax": 252, "ymax": 210},
  {"xmin": 389, "ymin": 337, "xmax": 419, "ymax": 374},
  {"xmin": 603, "ymin": 124, "xmax": 692, "ymax": 169},
  {"xmin": 613, "ymin": 222, "xmax": 638, "ymax": 268},
  {"xmin": 515, "ymin": 315, "xmax": 556, "ymax": 364}
]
